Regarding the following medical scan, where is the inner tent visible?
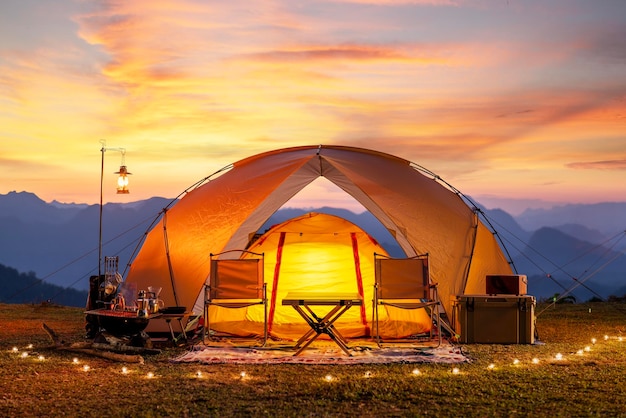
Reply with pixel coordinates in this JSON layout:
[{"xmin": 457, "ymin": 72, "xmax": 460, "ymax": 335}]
[{"xmin": 207, "ymin": 212, "xmax": 432, "ymax": 340}]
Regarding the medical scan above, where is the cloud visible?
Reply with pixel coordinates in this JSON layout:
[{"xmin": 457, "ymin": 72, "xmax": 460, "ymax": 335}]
[{"xmin": 566, "ymin": 160, "xmax": 626, "ymax": 171}]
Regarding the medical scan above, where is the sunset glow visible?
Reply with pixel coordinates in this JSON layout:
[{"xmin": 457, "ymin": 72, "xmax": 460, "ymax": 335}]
[{"xmin": 1, "ymin": 0, "xmax": 625, "ymax": 211}]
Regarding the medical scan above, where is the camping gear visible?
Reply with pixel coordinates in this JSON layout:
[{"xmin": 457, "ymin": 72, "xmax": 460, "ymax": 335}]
[
  {"xmin": 486, "ymin": 274, "xmax": 528, "ymax": 295},
  {"xmin": 204, "ymin": 250, "xmax": 267, "ymax": 346},
  {"xmin": 124, "ymin": 145, "xmax": 515, "ymax": 338},
  {"xmin": 452, "ymin": 295, "xmax": 535, "ymax": 344},
  {"xmin": 85, "ymin": 309, "xmax": 156, "ymax": 337},
  {"xmin": 112, "ymin": 294, "xmax": 126, "ymax": 311},
  {"xmin": 373, "ymin": 253, "xmax": 442, "ymax": 347},
  {"xmin": 282, "ymin": 292, "xmax": 363, "ymax": 356}
]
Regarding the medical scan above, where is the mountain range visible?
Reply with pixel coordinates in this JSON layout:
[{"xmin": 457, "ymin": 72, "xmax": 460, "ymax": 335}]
[{"xmin": 1, "ymin": 191, "xmax": 625, "ymax": 306}]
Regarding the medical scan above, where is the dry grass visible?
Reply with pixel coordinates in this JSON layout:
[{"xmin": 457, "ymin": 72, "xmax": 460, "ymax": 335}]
[{"xmin": 1, "ymin": 302, "xmax": 626, "ymax": 417}]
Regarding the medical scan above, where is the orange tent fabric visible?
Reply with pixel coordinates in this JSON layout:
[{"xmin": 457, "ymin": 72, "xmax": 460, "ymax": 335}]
[{"xmin": 125, "ymin": 145, "xmax": 512, "ymax": 335}]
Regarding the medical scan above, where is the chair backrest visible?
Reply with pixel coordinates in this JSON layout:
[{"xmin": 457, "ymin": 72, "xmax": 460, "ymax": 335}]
[
  {"xmin": 209, "ymin": 257, "xmax": 264, "ymax": 300},
  {"xmin": 375, "ymin": 255, "xmax": 430, "ymax": 300}
]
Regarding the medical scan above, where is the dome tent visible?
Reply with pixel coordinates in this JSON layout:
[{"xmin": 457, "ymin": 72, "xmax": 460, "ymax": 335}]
[{"xmin": 124, "ymin": 145, "xmax": 513, "ymax": 335}]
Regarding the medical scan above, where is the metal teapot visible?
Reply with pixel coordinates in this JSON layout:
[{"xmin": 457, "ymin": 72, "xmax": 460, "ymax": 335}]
[
  {"xmin": 135, "ymin": 293, "xmax": 150, "ymax": 318},
  {"xmin": 112, "ymin": 294, "xmax": 126, "ymax": 311}
]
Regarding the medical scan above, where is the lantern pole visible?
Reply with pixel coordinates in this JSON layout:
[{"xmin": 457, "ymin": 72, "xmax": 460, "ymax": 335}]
[{"xmin": 98, "ymin": 139, "xmax": 131, "ymax": 278}]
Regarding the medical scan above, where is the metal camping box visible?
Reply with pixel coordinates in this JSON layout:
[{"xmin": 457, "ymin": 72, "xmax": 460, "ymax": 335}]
[{"xmin": 452, "ymin": 295, "xmax": 535, "ymax": 344}]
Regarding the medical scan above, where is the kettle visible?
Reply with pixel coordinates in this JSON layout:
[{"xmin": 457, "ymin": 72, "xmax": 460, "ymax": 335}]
[
  {"xmin": 135, "ymin": 296, "xmax": 150, "ymax": 318},
  {"xmin": 112, "ymin": 294, "xmax": 125, "ymax": 311}
]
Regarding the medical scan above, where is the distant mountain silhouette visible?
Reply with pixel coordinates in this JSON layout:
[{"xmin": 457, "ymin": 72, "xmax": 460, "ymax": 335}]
[
  {"xmin": 517, "ymin": 202, "xmax": 626, "ymax": 238},
  {"xmin": 1, "ymin": 191, "xmax": 624, "ymax": 303},
  {"xmin": 0, "ymin": 263, "xmax": 88, "ymax": 307},
  {"xmin": 0, "ymin": 191, "xmax": 172, "ymax": 292}
]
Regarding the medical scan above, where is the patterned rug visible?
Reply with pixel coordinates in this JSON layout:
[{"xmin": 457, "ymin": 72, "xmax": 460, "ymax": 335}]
[{"xmin": 172, "ymin": 343, "xmax": 469, "ymax": 365}]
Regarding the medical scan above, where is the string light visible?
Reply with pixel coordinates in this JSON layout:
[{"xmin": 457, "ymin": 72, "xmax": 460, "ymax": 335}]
[
  {"xmin": 12, "ymin": 347, "xmax": 18, "ymax": 352},
  {"xmin": 324, "ymin": 374, "xmax": 334, "ymax": 382},
  {"xmin": 487, "ymin": 363, "xmax": 495, "ymax": 370},
  {"xmin": 584, "ymin": 346, "xmax": 591, "ymax": 352},
  {"xmin": 196, "ymin": 371, "xmax": 203, "ymax": 378},
  {"xmin": 452, "ymin": 367, "xmax": 460, "ymax": 375},
  {"xmin": 576, "ymin": 349, "xmax": 584, "ymax": 355},
  {"xmin": 411, "ymin": 368, "xmax": 421, "ymax": 375},
  {"xmin": 38, "ymin": 355, "xmax": 45, "ymax": 361},
  {"xmin": 532, "ymin": 358, "xmax": 540, "ymax": 364},
  {"xmin": 619, "ymin": 337, "xmax": 623, "ymax": 342},
  {"xmin": 72, "ymin": 358, "xmax": 79, "ymax": 364},
  {"xmin": 146, "ymin": 372, "xmax": 155, "ymax": 379},
  {"xmin": 604, "ymin": 335, "xmax": 609, "ymax": 341},
  {"xmin": 555, "ymin": 353, "xmax": 563, "ymax": 361},
  {"xmin": 27, "ymin": 344, "xmax": 33, "ymax": 349},
  {"xmin": 591, "ymin": 338, "xmax": 597, "ymax": 344},
  {"xmin": 121, "ymin": 367, "xmax": 129, "ymax": 374},
  {"xmin": 513, "ymin": 359, "xmax": 520, "ymax": 365},
  {"xmin": 240, "ymin": 371, "xmax": 247, "ymax": 378},
  {"xmin": 83, "ymin": 365, "xmax": 90, "ymax": 372},
  {"xmin": 21, "ymin": 352, "xmax": 28, "ymax": 358},
  {"xmin": 364, "ymin": 371, "xmax": 372, "ymax": 378}
]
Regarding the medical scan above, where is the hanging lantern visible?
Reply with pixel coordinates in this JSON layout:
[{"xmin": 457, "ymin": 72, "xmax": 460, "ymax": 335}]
[{"xmin": 115, "ymin": 165, "xmax": 131, "ymax": 194}]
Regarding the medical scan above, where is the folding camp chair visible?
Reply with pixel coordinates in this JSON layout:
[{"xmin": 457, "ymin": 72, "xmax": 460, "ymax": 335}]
[
  {"xmin": 373, "ymin": 253, "xmax": 442, "ymax": 347},
  {"xmin": 203, "ymin": 250, "xmax": 267, "ymax": 346}
]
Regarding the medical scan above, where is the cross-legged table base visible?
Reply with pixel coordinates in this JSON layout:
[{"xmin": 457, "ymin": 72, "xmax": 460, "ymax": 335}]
[{"xmin": 282, "ymin": 293, "xmax": 363, "ymax": 356}]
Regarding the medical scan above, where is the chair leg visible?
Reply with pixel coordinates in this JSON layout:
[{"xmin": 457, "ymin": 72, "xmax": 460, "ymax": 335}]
[{"xmin": 374, "ymin": 302, "xmax": 382, "ymax": 348}]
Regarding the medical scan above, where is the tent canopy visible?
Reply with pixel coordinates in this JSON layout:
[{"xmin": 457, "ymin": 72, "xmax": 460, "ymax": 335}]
[{"xmin": 125, "ymin": 145, "xmax": 513, "ymax": 333}]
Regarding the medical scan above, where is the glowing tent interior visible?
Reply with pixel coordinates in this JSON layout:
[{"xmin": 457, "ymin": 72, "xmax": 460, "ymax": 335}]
[
  {"xmin": 124, "ymin": 145, "xmax": 514, "ymax": 337},
  {"xmin": 205, "ymin": 212, "xmax": 432, "ymax": 340}
]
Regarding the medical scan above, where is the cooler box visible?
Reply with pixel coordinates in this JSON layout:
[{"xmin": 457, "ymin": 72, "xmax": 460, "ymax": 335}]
[
  {"xmin": 486, "ymin": 274, "xmax": 527, "ymax": 295},
  {"xmin": 452, "ymin": 295, "xmax": 535, "ymax": 344}
]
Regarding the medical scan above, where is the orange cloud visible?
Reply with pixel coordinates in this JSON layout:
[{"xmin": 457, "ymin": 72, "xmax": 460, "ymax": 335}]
[{"xmin": 567, "ymin": 160, "xmax": 626, "ymax": 170}]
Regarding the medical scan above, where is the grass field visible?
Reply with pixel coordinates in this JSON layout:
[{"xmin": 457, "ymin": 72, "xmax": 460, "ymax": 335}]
[{"xmin": 1, "ymin": 302, "xmax": 626, "ymax": 417}]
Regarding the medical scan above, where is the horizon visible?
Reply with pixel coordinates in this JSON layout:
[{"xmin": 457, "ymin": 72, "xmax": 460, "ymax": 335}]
[
  {"xmin": 4, "ymin": 186, "xmax": 626, "ymax": 218},
  {"xmin": 2, "ymin": 1, "xmax": 625, "ymax": 207}
]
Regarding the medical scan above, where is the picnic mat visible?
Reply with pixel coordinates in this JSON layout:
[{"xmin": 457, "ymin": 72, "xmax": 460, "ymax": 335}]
[{"xmin": 172, "ymin": 343, "xmax": 469, "ymax": 365}]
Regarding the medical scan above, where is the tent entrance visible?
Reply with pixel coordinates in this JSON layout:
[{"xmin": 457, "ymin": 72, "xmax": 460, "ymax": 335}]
[{"xmin": 207, "ymin": 212, "xmax": 433, "ymax": 340}]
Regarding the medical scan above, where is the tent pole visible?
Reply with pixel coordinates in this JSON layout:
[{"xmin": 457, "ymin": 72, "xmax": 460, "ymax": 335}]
[{"xmin": 162, "ymin": 209, "xmax": 180, "ymax": 307}]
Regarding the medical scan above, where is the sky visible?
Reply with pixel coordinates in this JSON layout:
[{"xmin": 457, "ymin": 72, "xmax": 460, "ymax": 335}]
[{"xmin": 1, "ymin": 0, "xmax": 625, "ymax": 215}]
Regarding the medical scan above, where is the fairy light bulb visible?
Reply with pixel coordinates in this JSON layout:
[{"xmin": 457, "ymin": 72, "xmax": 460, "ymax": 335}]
[
  {"xmin": 38, "ymin": 355, "xmax": 45, "ymax": 361},
  {"xmin": 604, "ymin": 335, "xmax": 609, "ymax": 341},
  {"xmin": 72, "ymin": 358, "xmax": 79, "ymax": 364},
  {"xmin": 576, "ymin": 349, "xmax": 584, "ymax": 355},
  {"xmin": 27, "ymin": 344, "xmax": 33, "ymax": 349},
  {"xmin": 412, "ymin": 368, "xmax": 421, "ymax": 375},
  {"xmin": 83, "ymin": 365, "xmax": 90, "ymax": 371},
  {"xmin": 452, "ymin": 367, "xmax": 460, "ymax": 375},
  {"xmin": 121, "ymin": 367, "xmax": 128, "ymax": 374},
  {"xmin": 619, "ymin": 337, "xmax": 623, "ymax": 342},
  {"xmin": 532, "ymin": 358, "xmax": 540, "ymax": 364},
  {"xmin": 487, "ymin": 363, "xmax": 495, "ymax": 370},
  {"xmin": 584, "ymin": 346, "xmax": 591, "ymax": 352},
  {"xmin": 196, "ymin": 371, "xmax": 203, "ymax": 378},
  {"xmin": 147, "ymin": 372, "xmax": 154, "ymax": 379},
  {"xmin": 513, "ymin": 359, "xmax": 520, "ymax": 365},
  {"xmin": 324, "ymin": 374, "xmax": 333, "ymax": 382},
  {"xmin": 240, "ymin": 371, "xmax": 247, "ymax": 378},
  {"xmin": 555, "ymin": 353, "xmax": 563, "ymax": 361},
  {"xmin": 591, "ymin": 338, "xmax": 597, "ymax": 344},
  {"xmin": 21, "ymin": 352, "xmax": 28, "ymax": 358},
  {"xmin": 364, "ymin": 371, "xmax": 372, "ymax": 378},
  {"xmin": 12, "ymin": 347, "xmax": 18, "ymax": 352}
]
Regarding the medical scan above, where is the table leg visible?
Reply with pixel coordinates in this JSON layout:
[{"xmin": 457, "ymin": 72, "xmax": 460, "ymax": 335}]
[{"xmin": 291, "ymin": 304, "xmax": 355, "ymax": 356}]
